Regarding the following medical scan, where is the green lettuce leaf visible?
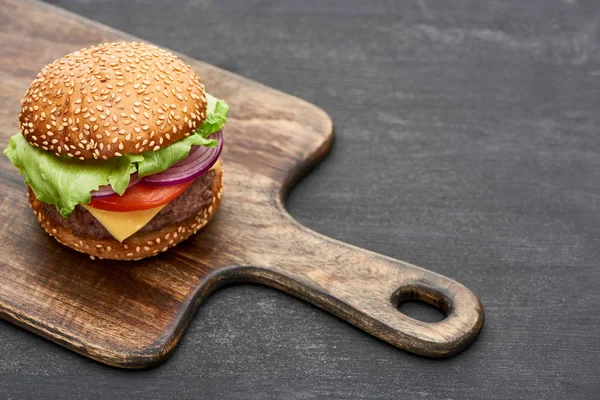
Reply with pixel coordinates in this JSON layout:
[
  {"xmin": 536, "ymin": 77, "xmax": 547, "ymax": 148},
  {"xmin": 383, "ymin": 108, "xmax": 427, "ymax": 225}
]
[
  {"xmin": 137, "ymin": 134, "xmax": 217, "ymax": 177},
  {"xmin": 4, "ymin": 134, "xmax": 142, "ymax": 217},
  {"xmin": 136, "ymin": 93, "xmax": 228, "ymax": 177},
  {"xmin": 3, "ymin": 92, "xmax": 228, "ymax": 217},
  {"xmin": 195, "ymin": 93, "xmax": 230, "ymax": 137}
]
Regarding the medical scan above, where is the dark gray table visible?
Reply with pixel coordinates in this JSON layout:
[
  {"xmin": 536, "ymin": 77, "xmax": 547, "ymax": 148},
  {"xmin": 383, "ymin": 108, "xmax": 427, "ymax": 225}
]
[{"xmin": 2, "ymin": 1, "xmax": 599, "ymax": 398}]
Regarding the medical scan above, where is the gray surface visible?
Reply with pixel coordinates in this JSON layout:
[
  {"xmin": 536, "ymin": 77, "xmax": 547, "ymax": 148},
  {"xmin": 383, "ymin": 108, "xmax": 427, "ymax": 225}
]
[{"xmin": 2, "ymin": 0, "xmax": 600, "ymax": 398}]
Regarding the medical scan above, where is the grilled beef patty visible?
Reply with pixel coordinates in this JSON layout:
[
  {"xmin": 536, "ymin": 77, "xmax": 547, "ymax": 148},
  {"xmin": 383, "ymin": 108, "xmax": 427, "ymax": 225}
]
[{"xmin": 39, "ymin": 170, "xmax": 216, "ymax": 240}]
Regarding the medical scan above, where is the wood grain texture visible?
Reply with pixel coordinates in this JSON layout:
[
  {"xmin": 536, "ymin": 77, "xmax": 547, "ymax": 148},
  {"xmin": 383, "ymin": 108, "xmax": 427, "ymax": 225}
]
[{"xmin": 0, "ymin": 0, "xmax": 483, "ymax": 368}]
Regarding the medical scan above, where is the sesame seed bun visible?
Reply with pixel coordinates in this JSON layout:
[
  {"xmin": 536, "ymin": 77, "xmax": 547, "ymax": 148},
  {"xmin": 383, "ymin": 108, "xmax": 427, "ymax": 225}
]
[
  {"xmin": 27, "ymin": 163, "xmax": 223, "ymax": 261},
  {"xmin": 19, "ymin": 42, "xmax": 208, "ymax": 160}
]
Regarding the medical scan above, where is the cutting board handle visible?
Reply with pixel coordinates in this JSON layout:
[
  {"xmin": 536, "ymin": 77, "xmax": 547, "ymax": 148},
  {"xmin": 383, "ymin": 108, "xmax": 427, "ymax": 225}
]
[{"xmin": 246, "ymin": 218, "xmax": 484, "ymax": 357}]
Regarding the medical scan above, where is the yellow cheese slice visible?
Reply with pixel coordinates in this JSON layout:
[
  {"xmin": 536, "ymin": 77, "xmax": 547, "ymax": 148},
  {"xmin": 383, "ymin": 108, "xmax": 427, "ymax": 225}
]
[
  {"xmin": 210, "ymin": 158, "xmax": 221, "ymax": 171},
  {"xmin": 81, "ymin": 158, "xmax": 220, "ymax": 242},
  {"xmin": 82, "ymin": 204, "xmax": 167, "ymax": 242}
]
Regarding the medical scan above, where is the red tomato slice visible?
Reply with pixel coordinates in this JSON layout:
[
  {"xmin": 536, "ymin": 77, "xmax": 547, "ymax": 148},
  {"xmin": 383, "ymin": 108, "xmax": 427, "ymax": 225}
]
[{"xmin": 88, "ymin": 180, "xmax": 195, "ymax": 212}]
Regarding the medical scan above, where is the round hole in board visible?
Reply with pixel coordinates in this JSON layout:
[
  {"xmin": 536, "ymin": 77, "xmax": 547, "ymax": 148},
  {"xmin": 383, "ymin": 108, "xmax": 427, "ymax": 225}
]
[
  {"xmin": 396, "ymin": 300, "xmax": 446, "ymax": 323},
  {"xmin": 391, "ymin": 284, "xmax": 452, "ymax": 323}
]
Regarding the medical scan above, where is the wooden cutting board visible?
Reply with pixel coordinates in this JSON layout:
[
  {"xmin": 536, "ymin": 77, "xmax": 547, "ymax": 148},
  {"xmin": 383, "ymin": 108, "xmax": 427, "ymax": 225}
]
[{"xmin": 0, "ymin": 0, "xmax": 484, "ymax": 368}]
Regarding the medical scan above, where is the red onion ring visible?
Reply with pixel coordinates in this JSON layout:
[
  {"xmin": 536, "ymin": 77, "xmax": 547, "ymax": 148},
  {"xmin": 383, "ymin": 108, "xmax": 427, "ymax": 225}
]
[
  {"xmin": 143, "ymin": 130, "xmax": 223, "ymax": 186},
  {"xmin": 91, "ymin": 173, "xmax": 141, "ymax": 198}
]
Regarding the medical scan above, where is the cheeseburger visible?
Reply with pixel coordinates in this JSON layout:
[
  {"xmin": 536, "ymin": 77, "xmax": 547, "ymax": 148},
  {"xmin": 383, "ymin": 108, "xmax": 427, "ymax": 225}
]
[{"xmin": 4, "ymin": 42, "xmax": 228, "ymax": 260}]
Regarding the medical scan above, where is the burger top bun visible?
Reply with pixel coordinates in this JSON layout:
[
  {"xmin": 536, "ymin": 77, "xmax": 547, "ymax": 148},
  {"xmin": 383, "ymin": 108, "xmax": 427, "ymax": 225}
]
[{"xmin": 19, "ymin": 42, "xmax": 208, "ymax": 160}]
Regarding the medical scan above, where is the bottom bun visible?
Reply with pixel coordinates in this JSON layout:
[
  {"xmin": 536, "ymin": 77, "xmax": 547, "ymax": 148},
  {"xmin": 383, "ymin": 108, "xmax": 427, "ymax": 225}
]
[{"xmin": 27, "ymin": 163, "xmax": 223, "ymax": 261}]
